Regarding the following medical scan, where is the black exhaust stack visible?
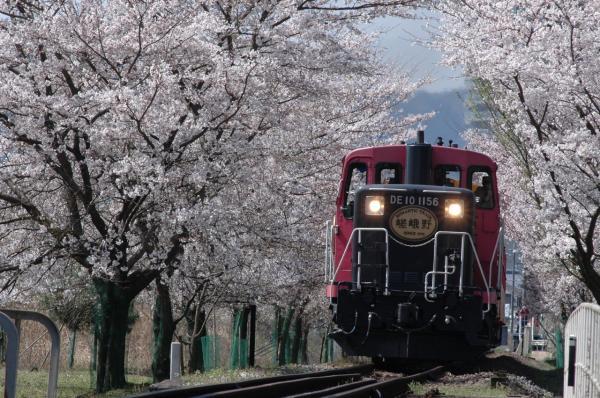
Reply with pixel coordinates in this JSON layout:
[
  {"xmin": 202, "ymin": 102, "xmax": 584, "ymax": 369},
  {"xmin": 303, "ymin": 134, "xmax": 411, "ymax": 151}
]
[{"xmin": 405, "ymin": 130, "xmax": 432, "ymax": 185}]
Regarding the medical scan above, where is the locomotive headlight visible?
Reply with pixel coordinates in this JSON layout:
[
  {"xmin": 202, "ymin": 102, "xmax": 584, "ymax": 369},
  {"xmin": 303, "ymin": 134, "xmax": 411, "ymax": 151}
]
[
  {"xmin": 445, "ymin": 199, "xmax": 464, "ymax": 218},
  {"xmin": 365, "ymin": 196, "xmax": 384, "ymax": 216}
]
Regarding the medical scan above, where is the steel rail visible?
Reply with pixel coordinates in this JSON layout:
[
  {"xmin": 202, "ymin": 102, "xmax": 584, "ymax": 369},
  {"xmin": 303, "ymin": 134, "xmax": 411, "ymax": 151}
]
[
  {"xmin": 325, "ymin": 365, "xmax": 446, "ymax": 398},
  {"xmin": 286, "ymin": 378, "xmax": 377, "ymax": 398},
  {"xmin": 194, "ymin": 373, "xmax": 362, "ymax": 398},
  {"xmin": 127, "ymin": 364, "xmax": 374, "ymax": 398}
]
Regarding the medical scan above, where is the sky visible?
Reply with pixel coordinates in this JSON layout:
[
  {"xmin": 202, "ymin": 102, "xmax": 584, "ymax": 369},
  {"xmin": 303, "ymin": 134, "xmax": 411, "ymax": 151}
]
[
  {"xmin": 365, "ymin": 13, "xmax": 472, "ymax": 144},
  {"xmin": 369, "ymin": 14, "xmax": 466, "ymax": 93}
]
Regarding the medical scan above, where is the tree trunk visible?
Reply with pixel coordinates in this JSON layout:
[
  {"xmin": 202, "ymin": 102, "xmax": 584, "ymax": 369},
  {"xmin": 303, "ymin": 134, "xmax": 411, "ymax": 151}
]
[
  {"xmin": 94, "ymin": 279, "xmax": 133, "ymax": 392},
  {"xmin": 187, "ymin": 306, "xmax": 206, "ymax": 373},
  {"xmin": 151, "ymin": 279, "xmax": 175, "ymax": 383},
  {"xmin": 300, "ymin": 326, "xmax": 309, "ymax": 364},
  {"xmin": 271, "ymin": 306, "xmax": 281, "ymax": 365},
  {"xmin": 239, "ymin": 308, "xmax": 249, "ymax": 369},
  {"xmin": 91, "ymin": 328, "xmax": 97, "ymax": 371},
  {"xmin": 278, "ymin": 306, "xmax": 295, "ymax": 366},
  {"xmin": 320, "ymin": 324, "xmax": 330, "ymax": 363},
  {"xmin": 248, "ymin": 305, "xmax": 256, "ymax": 367},
  {"xmin": 290, "ymin": 315, "xmax": 302, "ymax": 364},
  {"xmin": 67, "ymin": 329, "xmax": 77, "ymax": 369}
]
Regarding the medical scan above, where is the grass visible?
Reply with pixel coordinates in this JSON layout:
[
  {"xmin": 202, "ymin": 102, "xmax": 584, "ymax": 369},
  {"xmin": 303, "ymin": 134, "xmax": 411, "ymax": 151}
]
[
  {"xmin": 0, "ymin": 364, "xmax": 331, "ymax": 397},
  {"xmin": 408, "ymin": 380, "xmax": 511, "ymax": 397},
  {"xmin": 0, "ymin": 369, "xmax": 152, "ymax": 397},
  {"xmin": 1, "ymin": 354, "xmax": 559, "ymax": 397}
]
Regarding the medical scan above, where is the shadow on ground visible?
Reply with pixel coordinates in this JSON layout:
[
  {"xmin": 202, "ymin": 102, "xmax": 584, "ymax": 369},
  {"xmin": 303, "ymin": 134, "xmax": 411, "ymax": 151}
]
[{"xmin": 450, "ymin": 352, "xmax": 563, "ymax": 396}]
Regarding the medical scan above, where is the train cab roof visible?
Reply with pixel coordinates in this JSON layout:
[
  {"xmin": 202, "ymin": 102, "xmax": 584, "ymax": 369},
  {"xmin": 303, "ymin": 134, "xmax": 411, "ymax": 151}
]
[{"xmin": 341, "ymin": 144, "xmax": 497, "ymax": 171}]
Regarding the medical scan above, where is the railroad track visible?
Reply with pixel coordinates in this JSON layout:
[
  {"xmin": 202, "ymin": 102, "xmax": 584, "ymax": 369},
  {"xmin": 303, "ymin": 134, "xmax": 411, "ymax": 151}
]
[{"xmin": 128, "ymin": 364, "xmax": 445, "ymax": 398}]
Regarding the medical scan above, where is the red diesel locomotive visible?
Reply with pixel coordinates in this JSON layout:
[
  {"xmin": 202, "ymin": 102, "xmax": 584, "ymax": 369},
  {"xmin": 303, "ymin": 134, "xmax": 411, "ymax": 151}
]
[{"xmin": 324, "ymin": 131, "xmax": 505, "ymax": 360}]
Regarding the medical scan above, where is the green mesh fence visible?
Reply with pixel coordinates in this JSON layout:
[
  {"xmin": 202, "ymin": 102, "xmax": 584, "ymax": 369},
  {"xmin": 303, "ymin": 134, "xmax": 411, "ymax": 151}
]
[
  {"xmin": 239, "ymin": 339, "xmax": 249, "ymax": 368},
  {"xmin": 201, "ymin": 335, "xmax": 220, "ymax": 370},
  {"xmin": 320, "ymin": 332, "xmax": 335, "ymax": 363},
  {"xmin": 230, "ymin": 310, "xmax": 241, "ymax": 369},
  {"xmin": 229, "ymin": 309, "xmax": 251, "ymax": 369},
  {"xmin": 278, "ymin": 307, "xmax": 294, "ymax": 366},
  {"xmin": 555, "ymin": 328, "xmax": 564, "ymax": 369},
  {"xmin": 284, "ymin": 334, "xmax": 291, "ymax": 364},
  {"xmin": 89, "ymin": 299, "xmax": 138, "ymax": 388},
  {"xmin": 89, "ymin": 302, "xmax": 100, "ymax": 390},
  {"xmin": 271, "ymin": 307, "xmax": 281, "ymax": 365}
]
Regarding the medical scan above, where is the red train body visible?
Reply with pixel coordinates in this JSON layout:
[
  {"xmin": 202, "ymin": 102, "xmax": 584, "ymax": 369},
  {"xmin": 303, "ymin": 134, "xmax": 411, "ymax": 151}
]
[{"xmin": 325, "ymin": 133, "xmax": 506, "ymax": 360}]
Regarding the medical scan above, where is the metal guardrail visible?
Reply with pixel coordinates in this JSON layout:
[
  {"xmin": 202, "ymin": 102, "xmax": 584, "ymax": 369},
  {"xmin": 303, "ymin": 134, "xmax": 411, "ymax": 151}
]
[
  {"xmin": 0, "ymin": 311, "xmax": 19, "ymax": 398},
  {"xmin": 0, "ymin": 309, "xmax": 61, "ymax": 398},
  {"xmin": 564, "ymin": 303, "xmax": 600, "ymax": 398}
]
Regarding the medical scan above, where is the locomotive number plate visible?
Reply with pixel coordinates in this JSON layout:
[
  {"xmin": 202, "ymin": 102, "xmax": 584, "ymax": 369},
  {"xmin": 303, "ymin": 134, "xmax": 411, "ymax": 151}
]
[{"xmin": 389, "ymin": 206, "xmax": 438, "ymax": 241}]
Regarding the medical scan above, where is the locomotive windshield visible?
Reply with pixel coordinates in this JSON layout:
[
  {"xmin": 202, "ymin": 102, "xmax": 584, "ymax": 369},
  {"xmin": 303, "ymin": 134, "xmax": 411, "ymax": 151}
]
[
  {"xmin": 344, "ymin": 163, "xmax": 367, "ymax": 210},
  {"xmin": 469, "ymin": 168, "xmax": 494, "ymax": 209},
  {"xmin": 376, "ymin": 163, "xmax": 401, "ymax": 184},
  {"xmin": 434, "ymin": 165, "xmax": 461, "ymax": 187}
]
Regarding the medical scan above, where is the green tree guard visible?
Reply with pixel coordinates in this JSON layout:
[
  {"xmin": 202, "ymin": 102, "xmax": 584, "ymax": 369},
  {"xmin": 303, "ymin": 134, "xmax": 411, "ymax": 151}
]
[
  {"xmin": 68, "ymin": 329, "xmax": 77, "ymax": 369},
  {"xmin": 94, "ymin": 279, "xmax": 134, "ymax": 392},
  {"xmin": 201, "ymin": 336, "xmax": 215, "ymax": 370},
  {"xmin": 230, "ymin": 309, "xmax": 242, "ymax": 369},
  {"xmin": 278, "ymin": 306, "xmax": 295, "ymax": 366},
  {"xmin": 290, "ymin": 315, "xmax": 302, "ymax": 364},
  {"xmin": 90, "ymin": 310, "xmax": 99, "ymax": 390},
  {"xmin": 300, "ymin": 326, "xmax": 309, "ymax": 364},
  {"xmin": 151, "ymin": 279, "xmax": 175, "ymax": 382},
  {"xmin": 320, "ymin": 325, "xmax": 331, "ymax": 363},
  {"xmin": 238, "ymin": 307, "xmax": 249, "ymax": 369},
  {"xmin": 555, "ymin": 328, "xmax": 564, "ymax": 369},
  {"xmin": 271, "ymin": 306, "xmax": 282, "ymax": 365},
  {"xmin": 90, "ymin": 332, "xmax": 97, "ymax": 389},
  {"xmin": 248, "ymin": 305, "xmax": 256, "ymax": 367},
  {"xmin": 187, "ymin": 306, "xmax": 206, "ymax": 373}
]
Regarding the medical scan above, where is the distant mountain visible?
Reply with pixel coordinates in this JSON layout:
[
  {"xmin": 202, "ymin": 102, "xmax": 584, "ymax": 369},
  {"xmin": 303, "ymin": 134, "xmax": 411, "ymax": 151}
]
[{"xmin": 399, "ymin": 88, "xmax": 474, "ymax": 147}]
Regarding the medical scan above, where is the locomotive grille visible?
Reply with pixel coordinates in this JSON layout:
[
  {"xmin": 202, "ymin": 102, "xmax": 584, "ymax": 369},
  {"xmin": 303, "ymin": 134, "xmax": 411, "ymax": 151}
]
[{"xmin": 404, "ymin": 272, "xmax": 420, "ymax": 284}]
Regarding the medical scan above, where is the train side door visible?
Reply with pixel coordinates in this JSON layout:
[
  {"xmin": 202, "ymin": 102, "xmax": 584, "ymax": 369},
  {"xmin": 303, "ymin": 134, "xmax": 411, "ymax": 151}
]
[
  {"xmin": 333, "ymin": 161, "xmax": 369, "ymax": 284},
  {"xmin": 468, "ymin": 167, "xmax": 500, "ymax": 288}
]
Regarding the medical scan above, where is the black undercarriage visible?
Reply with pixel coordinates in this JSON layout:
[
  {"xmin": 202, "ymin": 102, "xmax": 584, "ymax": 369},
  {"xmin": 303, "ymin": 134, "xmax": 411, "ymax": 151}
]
[{"xmin": 331, "ymin": 286, "xmax": 495, "ymax": 360}]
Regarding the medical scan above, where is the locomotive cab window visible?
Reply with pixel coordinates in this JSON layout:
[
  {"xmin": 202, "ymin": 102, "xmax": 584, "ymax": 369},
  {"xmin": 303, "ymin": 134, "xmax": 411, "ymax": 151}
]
[
  {"xmin": 376, "ymin": 163, "xmax": 401, "ymax": 184},
  {"xmin": 469, "ymin": 167, "xmax": 494, "ymax": 209},
  {"xmin": 434, "ymin": 165, "xmax": 461, "ymax": 187},
  {"xmin": 343, "ymin": 163, "xmax": 367, "ymax": 218}
]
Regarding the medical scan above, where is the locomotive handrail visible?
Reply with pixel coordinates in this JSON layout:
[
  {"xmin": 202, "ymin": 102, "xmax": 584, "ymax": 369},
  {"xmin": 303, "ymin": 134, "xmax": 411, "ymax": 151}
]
[
  {"xmin": 487, "ymin": 225, "xmax": 504, "ymax": 289},
  {"xmin": 330, "ymin": 227, "xmax": 390, "ymax": 295},
  {"xmin": 424, "ymin": 231, "xmax": 491, "ymax": 314},
  {"xmin": 325, "ymin": 220, "xmax": 333, "ymax": 282}
]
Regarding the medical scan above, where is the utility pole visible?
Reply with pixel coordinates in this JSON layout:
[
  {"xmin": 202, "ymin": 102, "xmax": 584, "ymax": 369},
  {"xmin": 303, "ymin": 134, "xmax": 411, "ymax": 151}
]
[{"xmin": 510, "ymin": 249, "xmax": 518, "ymax": 343}]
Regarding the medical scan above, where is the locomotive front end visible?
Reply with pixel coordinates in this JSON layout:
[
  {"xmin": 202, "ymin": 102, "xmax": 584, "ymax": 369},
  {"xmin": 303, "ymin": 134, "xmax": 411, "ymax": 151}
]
[{"xmin": 330, "ymin": 137, "xmax": 493, "ymax": 360}]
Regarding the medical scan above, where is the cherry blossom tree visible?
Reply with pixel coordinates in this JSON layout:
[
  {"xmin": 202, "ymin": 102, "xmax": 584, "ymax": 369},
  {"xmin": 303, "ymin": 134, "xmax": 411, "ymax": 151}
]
[
  {"xmin": 436, "ymin": 1, "xmax": 600, "ymax": 312},
  {"xmin": 0, "ymin": 0, "xmax": 422, "ymax": 390}
]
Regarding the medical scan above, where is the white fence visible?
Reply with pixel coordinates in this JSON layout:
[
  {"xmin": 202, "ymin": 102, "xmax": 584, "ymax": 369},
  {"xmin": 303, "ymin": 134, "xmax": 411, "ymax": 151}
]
[{"xmin": 564, "ymin": 303, "xmax": 600, "ymax": 398}]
